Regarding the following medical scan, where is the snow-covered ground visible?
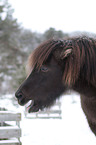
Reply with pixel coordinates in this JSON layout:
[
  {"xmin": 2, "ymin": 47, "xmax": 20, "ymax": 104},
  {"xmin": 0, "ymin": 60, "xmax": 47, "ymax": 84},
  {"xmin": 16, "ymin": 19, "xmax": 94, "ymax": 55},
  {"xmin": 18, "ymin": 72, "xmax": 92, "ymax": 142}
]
[{"xmin": 0, "ymin": 93, "xmax": 96, "ymax": 145}]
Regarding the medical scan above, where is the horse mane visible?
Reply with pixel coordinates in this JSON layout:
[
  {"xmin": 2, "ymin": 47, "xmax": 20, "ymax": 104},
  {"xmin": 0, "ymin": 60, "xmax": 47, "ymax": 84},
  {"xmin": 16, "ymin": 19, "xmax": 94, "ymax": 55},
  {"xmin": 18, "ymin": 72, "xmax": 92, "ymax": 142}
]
[
  {"xmin": 27, "ymin": 36, "xmax": 96, "ymax": 86},
  {"xmin": 27, "ymin": 39, "xmax": 65, "ymax": 72}
]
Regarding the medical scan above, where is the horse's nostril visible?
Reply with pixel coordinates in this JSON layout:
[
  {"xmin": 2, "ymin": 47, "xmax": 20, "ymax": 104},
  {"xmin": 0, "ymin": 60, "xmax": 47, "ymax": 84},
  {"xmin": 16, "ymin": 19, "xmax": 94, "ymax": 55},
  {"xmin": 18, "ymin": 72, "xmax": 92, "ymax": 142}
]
[{"xmin": 15, "ymin": 92, "xmax": 23, "ymax": 99}]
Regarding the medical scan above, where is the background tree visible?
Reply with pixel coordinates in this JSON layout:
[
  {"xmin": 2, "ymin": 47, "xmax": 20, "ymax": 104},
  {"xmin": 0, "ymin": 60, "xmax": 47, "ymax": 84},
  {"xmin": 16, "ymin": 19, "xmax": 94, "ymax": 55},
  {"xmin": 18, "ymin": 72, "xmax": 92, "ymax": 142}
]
[
  {"xmin": 43, "ymin": 27, "xmax": 69, "ymax": 40},
  {"xmin": 0, "ymin": 0, "xmax": 25, "ymax": 94},
  {"xmin": 0, "ymin": 0, "xmax": 21, "ymax": 50}
]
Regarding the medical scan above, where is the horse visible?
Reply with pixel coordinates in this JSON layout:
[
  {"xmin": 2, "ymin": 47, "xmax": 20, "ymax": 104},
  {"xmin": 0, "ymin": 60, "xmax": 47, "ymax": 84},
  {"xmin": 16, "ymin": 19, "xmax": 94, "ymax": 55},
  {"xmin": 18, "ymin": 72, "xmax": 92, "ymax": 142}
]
[{"xmin": 15, "ymin": 36, "xmax": 96, "ymax": 135}]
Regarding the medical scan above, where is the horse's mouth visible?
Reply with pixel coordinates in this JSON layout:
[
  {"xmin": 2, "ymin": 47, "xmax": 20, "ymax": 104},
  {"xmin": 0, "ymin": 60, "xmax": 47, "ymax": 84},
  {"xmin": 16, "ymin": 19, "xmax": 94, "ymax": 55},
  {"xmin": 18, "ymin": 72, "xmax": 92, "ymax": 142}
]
[
  {"xmin": 17, "ymin": 96, "xmax": 40, "ymax": 113},
  {"xmin": 25, "ymin": 100, "xmax": 40, "ymax": 113}
]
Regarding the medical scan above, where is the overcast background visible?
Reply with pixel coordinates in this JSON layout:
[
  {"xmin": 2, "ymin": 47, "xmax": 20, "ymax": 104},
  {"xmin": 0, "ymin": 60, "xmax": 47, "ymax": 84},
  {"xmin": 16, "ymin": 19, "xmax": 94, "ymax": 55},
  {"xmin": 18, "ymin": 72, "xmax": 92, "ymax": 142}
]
[{"xmin": 9, "ymin": 0, "xmax": 96, "ymax": 34}]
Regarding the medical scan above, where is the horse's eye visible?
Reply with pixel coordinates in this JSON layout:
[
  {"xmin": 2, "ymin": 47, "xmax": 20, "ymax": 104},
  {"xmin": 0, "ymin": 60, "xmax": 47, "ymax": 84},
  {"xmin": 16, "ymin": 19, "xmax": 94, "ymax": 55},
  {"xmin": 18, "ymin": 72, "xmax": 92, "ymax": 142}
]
[{"xmin": 40, "ymin": 66, "xmax": 48, "ymax": 72}]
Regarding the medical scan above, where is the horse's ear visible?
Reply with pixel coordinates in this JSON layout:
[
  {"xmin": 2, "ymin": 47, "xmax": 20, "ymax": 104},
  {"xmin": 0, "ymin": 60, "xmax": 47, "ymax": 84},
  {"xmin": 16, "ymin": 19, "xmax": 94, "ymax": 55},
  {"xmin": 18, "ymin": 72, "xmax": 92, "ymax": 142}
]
[{"xmin": 60, "ymin": 48, "xmax": 72, "ymax": 59}]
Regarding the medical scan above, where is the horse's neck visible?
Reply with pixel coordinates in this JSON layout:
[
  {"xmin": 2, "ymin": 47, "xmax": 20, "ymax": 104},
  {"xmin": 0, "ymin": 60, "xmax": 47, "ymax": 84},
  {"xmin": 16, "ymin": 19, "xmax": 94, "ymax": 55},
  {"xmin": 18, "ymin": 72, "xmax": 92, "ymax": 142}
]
[{"xmin": 72, "ymin": 79, "xmax": 96, "ymax": 98}]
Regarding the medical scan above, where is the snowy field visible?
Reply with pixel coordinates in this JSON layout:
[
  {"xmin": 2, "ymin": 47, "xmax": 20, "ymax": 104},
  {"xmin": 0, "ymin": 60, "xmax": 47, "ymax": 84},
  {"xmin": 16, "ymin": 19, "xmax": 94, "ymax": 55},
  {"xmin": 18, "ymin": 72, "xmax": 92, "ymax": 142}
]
[{"xmin": 0, "ymin": 93, "xmax": 96, "ymax": 145}]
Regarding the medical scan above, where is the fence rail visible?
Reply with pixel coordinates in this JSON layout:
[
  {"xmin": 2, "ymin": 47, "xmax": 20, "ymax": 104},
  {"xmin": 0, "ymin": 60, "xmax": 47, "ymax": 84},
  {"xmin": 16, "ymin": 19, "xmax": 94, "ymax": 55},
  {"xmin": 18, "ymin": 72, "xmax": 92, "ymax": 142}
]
[
  {"xmin": 25, "ymin": 100, "xmax": 62, "ymax": 119},
  {"xmin": 0, "ymin": 111, "xmax": 22, "ymax": 145}
]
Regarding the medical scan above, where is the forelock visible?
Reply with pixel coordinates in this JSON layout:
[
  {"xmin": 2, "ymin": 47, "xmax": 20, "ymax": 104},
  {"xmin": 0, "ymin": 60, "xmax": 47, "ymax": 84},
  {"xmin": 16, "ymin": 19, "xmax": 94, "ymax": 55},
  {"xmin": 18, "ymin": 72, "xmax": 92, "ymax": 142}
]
[{"xmin": 26, "ymin": 39, "xmax": 64, "ymax": 74}]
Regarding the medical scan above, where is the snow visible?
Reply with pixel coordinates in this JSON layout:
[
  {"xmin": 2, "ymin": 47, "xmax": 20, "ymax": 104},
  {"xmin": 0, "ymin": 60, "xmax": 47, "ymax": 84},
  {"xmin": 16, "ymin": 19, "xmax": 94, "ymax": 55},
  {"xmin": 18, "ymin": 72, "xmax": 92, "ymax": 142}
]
[{"xmin": 0, "ymin": 93, "xmax": 96, "ymax": 145}]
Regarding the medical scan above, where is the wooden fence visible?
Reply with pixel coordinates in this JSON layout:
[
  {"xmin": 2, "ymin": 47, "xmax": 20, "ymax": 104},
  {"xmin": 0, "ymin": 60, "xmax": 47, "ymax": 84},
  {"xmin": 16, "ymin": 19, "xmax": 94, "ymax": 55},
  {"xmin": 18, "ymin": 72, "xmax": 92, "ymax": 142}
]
[
  {"xmin": 0, "ymin": 111, "xmax": 22, "ymax": 145},
  {"xmin": 25, "ymin": 100, "xmax": 62, "ymax": 119}
]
